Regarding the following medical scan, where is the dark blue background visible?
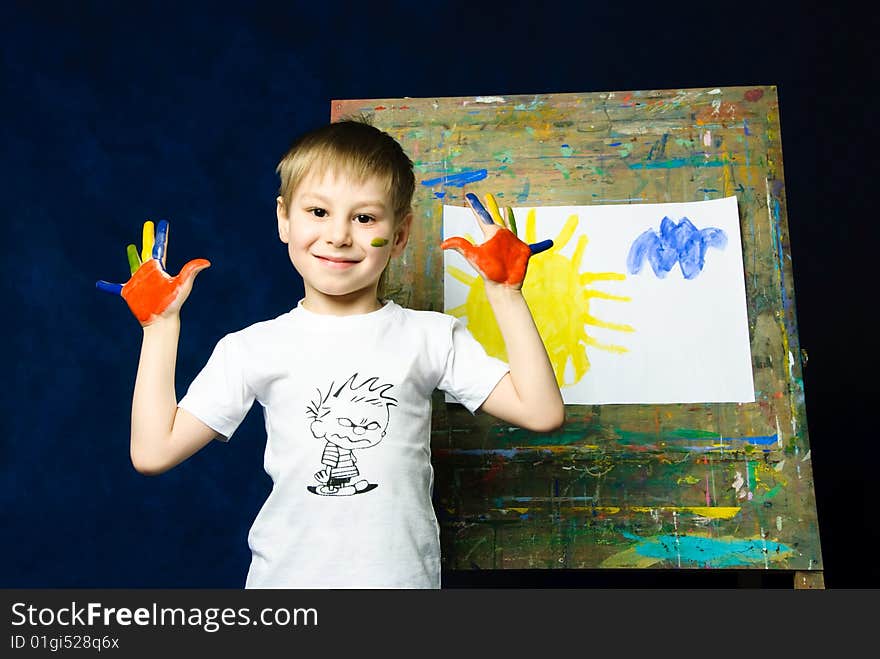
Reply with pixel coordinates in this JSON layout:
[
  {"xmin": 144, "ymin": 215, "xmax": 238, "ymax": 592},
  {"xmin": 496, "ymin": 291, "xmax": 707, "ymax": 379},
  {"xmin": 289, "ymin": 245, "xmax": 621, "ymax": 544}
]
[{"xmin": 3, "ymin": 1, "xmax": 876, "ymax": 588}]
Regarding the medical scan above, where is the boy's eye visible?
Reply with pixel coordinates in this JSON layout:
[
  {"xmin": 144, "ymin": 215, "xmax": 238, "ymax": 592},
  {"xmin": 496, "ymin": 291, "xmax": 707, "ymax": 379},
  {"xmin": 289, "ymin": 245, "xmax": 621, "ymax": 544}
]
[
  {"xmin": 354, "ymin": 214, "xmax": 374, "ymax": 224},
  {"xmin": 337, "ymin": 418, "xmax": 355, "ymax": 428},
  {"xmin": 365, "ymin": 421, "xmax": 380, "ymax": 431},
  {"xmin": 309, "ymin": 208, "xmax": 328, "ymax": 218}
]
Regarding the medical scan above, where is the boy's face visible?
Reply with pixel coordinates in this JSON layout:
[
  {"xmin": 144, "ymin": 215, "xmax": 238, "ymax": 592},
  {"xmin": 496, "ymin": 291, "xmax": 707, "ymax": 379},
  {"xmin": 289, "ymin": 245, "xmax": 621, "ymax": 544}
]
[
  {"xmin": 277, "ymin": 168, "xmax": 411, "ymax": 314},
  {"xmin": 311, "ymin": 396, "xmax": 389, "ymax": 450}
]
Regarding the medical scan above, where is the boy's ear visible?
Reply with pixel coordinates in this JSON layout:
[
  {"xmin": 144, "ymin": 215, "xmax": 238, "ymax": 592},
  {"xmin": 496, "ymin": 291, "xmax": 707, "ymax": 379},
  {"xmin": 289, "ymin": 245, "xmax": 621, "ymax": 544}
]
[
  {"xmin": 391, "ymin": 212, "xmax": 413, "ymax": 257},
  {"xmin": 276, "ymin": 196, "xmax": 290, "ymax": 244}
]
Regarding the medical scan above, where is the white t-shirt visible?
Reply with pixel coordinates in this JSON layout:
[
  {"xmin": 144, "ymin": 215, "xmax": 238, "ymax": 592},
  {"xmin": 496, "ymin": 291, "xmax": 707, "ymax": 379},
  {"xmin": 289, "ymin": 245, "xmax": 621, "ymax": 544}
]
[{"xmin": 178, "ymin": 300, "xmax": 509, "ymax": 589}]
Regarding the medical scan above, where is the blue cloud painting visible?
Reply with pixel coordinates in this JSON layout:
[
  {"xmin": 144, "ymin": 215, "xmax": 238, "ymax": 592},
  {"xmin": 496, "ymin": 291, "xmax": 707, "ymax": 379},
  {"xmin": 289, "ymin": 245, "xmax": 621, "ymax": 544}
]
[{"xmin": 627, "ymin": 217, "xmax": 728, "ymax": 280}]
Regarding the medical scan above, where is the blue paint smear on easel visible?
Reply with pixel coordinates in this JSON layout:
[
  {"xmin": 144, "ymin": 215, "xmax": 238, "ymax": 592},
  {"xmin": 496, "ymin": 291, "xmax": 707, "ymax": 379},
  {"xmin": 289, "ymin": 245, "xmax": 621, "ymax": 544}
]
[
  {"xmin": 629, "ymin": 157, "xmax": 725, "ymax": 170},
  {"xmin": 622, "ymin": 532, "xmax": 792, "ymax": 566},
  {"xmin": 627, "ymin": 216, "xmax": 728, "ymax": 279},
  {"xmin": 420, "ymin": 169, "xmax": 488, "ymax": 187}
]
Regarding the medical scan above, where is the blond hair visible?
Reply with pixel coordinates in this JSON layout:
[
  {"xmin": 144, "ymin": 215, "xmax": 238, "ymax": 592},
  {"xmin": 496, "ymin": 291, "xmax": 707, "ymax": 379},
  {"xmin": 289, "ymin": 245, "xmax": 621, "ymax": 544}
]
[{"xmin": 276, "ymin": 117, "xmax": 415, "ymax": 224}]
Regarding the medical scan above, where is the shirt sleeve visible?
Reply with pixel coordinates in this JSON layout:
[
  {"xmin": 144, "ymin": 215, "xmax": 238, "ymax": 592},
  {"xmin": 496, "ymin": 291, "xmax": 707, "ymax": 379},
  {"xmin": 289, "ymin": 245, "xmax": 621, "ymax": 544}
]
[
  {"xmin": 178, "ymin": 334, "xmax": 255, "ymax": 441},
  {"xmin": 438, "ymin": 317, "xmax": 510, "ymax": 414}
]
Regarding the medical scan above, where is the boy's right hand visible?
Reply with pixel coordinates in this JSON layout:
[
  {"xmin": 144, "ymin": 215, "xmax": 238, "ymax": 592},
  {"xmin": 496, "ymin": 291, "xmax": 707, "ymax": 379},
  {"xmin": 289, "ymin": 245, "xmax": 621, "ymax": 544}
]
[{"xmin": 96, "ymin": 220, "xmax": 210, "ymax": 326}]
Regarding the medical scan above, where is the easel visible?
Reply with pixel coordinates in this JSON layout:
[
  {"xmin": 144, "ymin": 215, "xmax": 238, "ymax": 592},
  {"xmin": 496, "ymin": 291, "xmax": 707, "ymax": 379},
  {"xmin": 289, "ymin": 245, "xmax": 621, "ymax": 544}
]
[{"xmin": 333, "ymin": 87, "xmax": 824, "ymax": 588}]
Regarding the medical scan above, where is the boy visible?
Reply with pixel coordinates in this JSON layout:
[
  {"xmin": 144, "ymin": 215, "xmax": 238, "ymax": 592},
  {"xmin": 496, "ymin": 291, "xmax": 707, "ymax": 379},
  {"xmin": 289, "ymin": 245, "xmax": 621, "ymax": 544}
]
[{"xmin": 97, "ymin": 119, "xmax": 564, "ymax": 588}]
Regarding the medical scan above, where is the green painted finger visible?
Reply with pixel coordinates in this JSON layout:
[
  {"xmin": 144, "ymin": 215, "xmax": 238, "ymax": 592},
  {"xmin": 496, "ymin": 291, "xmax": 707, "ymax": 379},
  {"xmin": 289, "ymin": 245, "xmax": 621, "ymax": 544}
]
[
  {"xmin": 127, "ymin": 244, "xmax": 141, "ymax": 275},
  {"xmin": 506, "ymin": 207, "xmax": 518, "ymax": 237}
]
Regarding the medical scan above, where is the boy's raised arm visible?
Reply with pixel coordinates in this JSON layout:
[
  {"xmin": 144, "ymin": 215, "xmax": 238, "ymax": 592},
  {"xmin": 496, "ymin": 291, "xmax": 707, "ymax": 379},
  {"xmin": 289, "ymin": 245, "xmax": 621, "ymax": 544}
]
[
  {"xmin": 440, "ymin": 193, "xmax": 564, "ymax": 433},
  {"xmin": 131, "ymin": 316, "xmax": 218, "ymax": 475},
  {"xmin": 97, "ymin": 220, "xmax": 215, "ymax": 475}
]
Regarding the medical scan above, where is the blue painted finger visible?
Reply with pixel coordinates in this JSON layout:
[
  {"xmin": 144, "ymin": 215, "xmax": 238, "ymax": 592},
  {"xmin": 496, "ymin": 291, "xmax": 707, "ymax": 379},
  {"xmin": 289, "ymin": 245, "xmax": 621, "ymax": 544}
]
[
  {"xmin": 152, "ymin": 219, "xmax": 169, "ymax": 264},
  {"xmin": 465, "ymin": 193, "xmax": 495, "ymax": 225},
  {"xmin": 529, "ymin": 239, "xmax": 554, "ymax": 255},
  {"xmin": 96, "ymin": 280, "xmax": 124, "ymax": 295}
]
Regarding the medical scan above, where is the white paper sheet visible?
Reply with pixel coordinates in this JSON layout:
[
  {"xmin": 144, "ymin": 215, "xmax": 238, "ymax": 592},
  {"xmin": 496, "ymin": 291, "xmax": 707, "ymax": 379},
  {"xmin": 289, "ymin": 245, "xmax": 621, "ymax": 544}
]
[{"xmin": 442, "ymin": 195, "xmax": 755, "ymax": 405}]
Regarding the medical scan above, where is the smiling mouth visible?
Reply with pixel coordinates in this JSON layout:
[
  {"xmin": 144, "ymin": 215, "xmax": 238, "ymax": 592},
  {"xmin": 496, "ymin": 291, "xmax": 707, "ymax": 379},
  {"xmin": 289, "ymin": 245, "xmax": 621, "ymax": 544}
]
[{"xmin": 314, "ymin": 254, "xmax": 360, "ymax": 268}]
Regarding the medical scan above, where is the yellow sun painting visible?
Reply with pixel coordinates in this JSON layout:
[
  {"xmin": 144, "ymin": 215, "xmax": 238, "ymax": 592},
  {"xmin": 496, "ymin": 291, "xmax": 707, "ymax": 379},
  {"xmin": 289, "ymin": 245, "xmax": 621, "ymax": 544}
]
[{"xmin": 446, "ymin": 210, "xmax": 635, "ymax": 388}]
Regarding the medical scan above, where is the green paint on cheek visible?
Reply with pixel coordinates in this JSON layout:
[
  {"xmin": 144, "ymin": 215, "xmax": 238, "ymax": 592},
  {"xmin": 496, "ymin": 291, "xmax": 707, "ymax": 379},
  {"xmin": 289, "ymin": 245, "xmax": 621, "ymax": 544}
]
[{"xmin": 371, "ymin": 238, "xmax": 389, "ymax": 247}]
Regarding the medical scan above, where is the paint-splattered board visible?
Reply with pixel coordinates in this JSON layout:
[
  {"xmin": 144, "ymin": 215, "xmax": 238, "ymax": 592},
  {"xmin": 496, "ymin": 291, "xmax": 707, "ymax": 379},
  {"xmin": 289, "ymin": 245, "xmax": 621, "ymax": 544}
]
[{"xmin": 332, "ymin": 87, "xmax": 822, "ymax": 574}]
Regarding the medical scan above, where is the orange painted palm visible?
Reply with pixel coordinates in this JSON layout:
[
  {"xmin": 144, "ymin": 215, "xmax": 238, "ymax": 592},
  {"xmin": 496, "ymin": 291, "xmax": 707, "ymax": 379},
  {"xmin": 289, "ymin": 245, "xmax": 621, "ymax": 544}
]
[
  {"xmin": 440, "ymin": 192, "xmax": 552, "ymax": 288},
  {"xmin": 96, "ymin": 220, "xmax": 210, "ymax": 326}
]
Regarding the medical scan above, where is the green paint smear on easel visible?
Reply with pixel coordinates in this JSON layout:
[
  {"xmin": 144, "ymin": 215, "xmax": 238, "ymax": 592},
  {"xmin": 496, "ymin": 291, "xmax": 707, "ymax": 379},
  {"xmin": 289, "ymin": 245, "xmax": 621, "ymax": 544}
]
[
  {"xmin": 553, "ymin": 162, "xmax": 571, "ymax": 179},
  {"xmin": 371, "ymin": 238, "xmax": 389, "ymax": 247},
  {"xmin": 753, "ymin": 484, "xmax": 783, "ymax": 504},
  {"xmin": 670, "ymin": 428, "xmax": 719, "ymax": 439},
  {"xmin": 488, "ymin": 421, "xmax": 603, "ymax": 446}
]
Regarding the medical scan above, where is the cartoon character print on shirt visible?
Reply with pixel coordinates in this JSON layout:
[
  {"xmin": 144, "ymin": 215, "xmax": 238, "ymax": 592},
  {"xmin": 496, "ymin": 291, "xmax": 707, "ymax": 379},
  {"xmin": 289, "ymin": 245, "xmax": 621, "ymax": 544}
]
[{"xmin": 305, "ymin": 373, "xmax": 398, "ymax": 496}]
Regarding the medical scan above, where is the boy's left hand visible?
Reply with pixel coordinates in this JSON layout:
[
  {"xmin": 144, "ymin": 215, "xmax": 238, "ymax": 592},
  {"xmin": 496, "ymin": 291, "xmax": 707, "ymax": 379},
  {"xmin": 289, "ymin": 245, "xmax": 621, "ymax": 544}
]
[{"xmin": 440, "ymin": 192, "xmax": 552, "ymax": 289}]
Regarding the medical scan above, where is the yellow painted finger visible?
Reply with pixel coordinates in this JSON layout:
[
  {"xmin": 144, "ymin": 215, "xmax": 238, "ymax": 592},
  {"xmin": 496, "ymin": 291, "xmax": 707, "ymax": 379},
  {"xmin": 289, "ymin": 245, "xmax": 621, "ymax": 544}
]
[
  {"xmin": 496, "ymin": 206, "xmax": 508, "ymax": 230},
  {"xmin": 127, "ymin": 244, "xmax": 141, "ymax": 275},
  {"xmin": 141, "ymin": 220, "xmax": 155, "ymax": 263},
  {"xmin": 483, "ymin": 193, "xmax": 504, "ymax": 225}
]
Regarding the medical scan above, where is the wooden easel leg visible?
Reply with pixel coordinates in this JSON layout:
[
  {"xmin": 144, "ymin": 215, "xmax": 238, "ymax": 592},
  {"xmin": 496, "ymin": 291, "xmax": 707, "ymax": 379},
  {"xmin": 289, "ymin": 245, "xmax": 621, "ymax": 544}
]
[{"xmin": 794, "ymin": 571, "xmax": 825, "ymax": 589}]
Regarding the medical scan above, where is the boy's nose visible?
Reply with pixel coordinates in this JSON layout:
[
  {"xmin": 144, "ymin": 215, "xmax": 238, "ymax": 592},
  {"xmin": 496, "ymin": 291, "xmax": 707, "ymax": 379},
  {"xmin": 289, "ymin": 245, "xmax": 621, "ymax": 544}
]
[{"xmin": 324, "ymin": 217, "xmax": 352, "ymax": 246}]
